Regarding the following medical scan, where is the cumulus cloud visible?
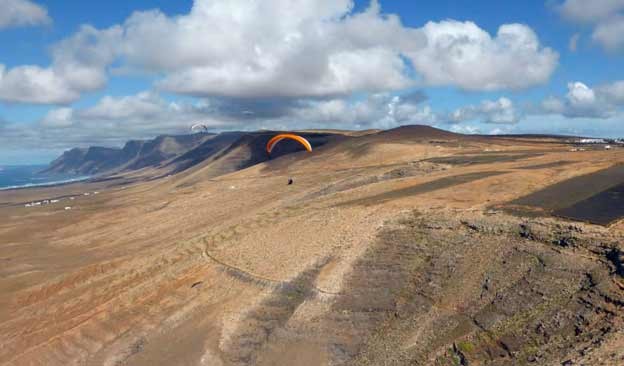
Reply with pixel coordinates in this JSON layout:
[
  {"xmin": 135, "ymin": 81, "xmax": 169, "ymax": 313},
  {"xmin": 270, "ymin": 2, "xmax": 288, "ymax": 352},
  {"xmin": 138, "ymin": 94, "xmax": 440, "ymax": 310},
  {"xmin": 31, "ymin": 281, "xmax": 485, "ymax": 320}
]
[
  {"xmin": 42, "ymin": 92, "xmax": 228, "ymax": 135},
  {"xmin": 450, "ymin": 97, "xmax": 521, "ymax": 124},
  {"xmin": 540, "ymin": 96, "xmax": 565, "ymax": 114},
  {"xmin": 597, "ymin": 80, "xmax": 624, "ymax": 104},
  {"xmin": 592, "ymin": 15, "xmax": 624, "ymax": 50},
  {"xmin": 0, "ymin": 64, "xmax": 78, "ymax": 104},
  {"xmin": 0, "ymin": 25, "xmax": 122, "ymax": 104},
  {"xmin": 80, "ymin": 92, "xmax": 168, "ymax": 121},
  {"xmin": 0, "ymin": 0, "xmax": 50, "ymax": 29},
  {"xmin": 556, "ymin": 0, "xmax": 624, "ymax": 23},
  {"xmin": 147, "ymin": 0, "xmax": 420, "ymax": 98},
  {"xmin": 448, "ymin": 124, "xmax": 512, "ymax": 135},
  {"xmin": 449, "ymin": 124, "xmax": 481, "ymax": 134},
  {"xmin": 564, "ymin": 82, "xmax": 604, "ymax": 117},
  {"xmin": 0, "ymin": 0, "xmax": 567, "ymax": 154},
  {"xmin": 406, "ymin": 21, "xmax": 558, "ymax": 91},
  {"xmin": 556, "ymin": 0, "xmax": 624, "ymax": 51},
  {"xmin": 35, "ymin": 92, "xmax": 264, "ymax": 146},
  {"xmin": 143, "ymin": 5, "xmax": 556, "ymax": 95},
  {"xmin": 291, "ymin": 93, "xmax": 439, "ymax": 129},
  {"xmin": 538, "ymin": 81, "xmax": 624, "ymax": 118},
  {"xmin": 8, "ymin": 89, "xmax": 540, "ymax": 152},
  {"xmin": 40, "ymin": 107, "xmax": 74, "ymax": 127},
  {"xmin": 0, "ymin": 90, "xmax": 439, "ymax": 150},
  {"xmin": 0, "ymin": 0, "xmax": 558, "ymax": 104},
  {"xmin": 488, "ymin": 126, "xmax": 513, "ymax": 135},
  {"xmin": 0, "ymin": 93, "xmax": 221, "ymax": 151}
]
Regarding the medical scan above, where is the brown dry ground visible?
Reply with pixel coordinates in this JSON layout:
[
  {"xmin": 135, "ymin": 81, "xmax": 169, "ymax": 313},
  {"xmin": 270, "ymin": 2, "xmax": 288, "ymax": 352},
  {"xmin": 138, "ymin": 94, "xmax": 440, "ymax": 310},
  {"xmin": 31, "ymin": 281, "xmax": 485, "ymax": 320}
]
[{"xmin": 1, "ymin": 135, "xmax": 624, "ymax": 365}]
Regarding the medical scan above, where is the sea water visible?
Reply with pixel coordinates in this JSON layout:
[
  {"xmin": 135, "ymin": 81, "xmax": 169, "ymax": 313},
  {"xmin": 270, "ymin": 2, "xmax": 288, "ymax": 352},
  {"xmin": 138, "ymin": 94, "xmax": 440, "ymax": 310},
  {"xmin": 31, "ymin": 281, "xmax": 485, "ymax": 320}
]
[{"xmin": 0, "ymin": 165, "xmax": 89, "ymax": 191}]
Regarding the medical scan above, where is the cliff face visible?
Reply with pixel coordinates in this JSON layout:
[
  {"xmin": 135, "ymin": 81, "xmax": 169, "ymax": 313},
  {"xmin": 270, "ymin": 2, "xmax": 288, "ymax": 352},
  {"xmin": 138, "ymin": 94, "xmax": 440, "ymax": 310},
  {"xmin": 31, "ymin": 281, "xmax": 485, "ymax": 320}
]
[
  {"xmin": 44, "ymin": 146, "xmax": 122, "ymax": 175},
  {"xmin": 42, "ymin": 133, "xmax": 214, "ymax": 176}
]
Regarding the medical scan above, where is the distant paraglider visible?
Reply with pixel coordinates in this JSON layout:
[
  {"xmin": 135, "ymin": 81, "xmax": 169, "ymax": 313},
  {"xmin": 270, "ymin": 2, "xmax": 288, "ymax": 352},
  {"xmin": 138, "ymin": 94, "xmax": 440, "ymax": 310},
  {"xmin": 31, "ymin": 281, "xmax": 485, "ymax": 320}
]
[
  {"xmin": 266, "ymin": 134, "xmax": 312, "ymax": 155},
  {"xmin": 191, "ymin": 123, "xmax": 209, "ymax": 134}
]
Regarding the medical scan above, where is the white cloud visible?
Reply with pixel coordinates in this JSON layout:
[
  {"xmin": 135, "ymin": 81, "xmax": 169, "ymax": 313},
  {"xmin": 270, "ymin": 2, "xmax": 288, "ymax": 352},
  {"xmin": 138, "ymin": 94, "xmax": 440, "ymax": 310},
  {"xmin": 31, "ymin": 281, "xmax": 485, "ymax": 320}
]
[
  {"xmin": 81, "ymin": 92, "xmax": 167, "ymax": 120},
  {"xmin": 488, "ymin": 126, "xmax": 512, "ymax": 135},
  {"xmin": 449, "ymin": 124, "xmax": 481, "ymax": 134},
  {"xmin": 0, "ymin": 64, "xmax": 80, "ymax": 104},
  {"xmin": 540, "ymin": 96, "xmax": 565, "ymax": 114},
  {"xmin": 511, "ymin": 113, "xmax": 624, "ymax": 138},
  {"xmin": 42, "ymin": 91, "xmax": 228, "ymax": 134},
  {"xmin": 538, "ymin": 81, "xmax": 624, "ymax": 118},
  {"xmin": 120, "ymin": 0, "xmax": 417, "ymax": 99},
  {"xmin": 0, "ymin": 0, "xmax": 50, "ymax": 29},
  {"xmin": 17, "ymin": 79, "xmax": 624, "ymax": 153},
  {"xmin": 597, "ymin": 80, "xmax": 624, "ymax": 104},
  {"xmin": 556, "ymin": 0, "xmax": 624, "ymax": 51},
  {"xmin": 153, "ymin": 10, "xmax": 555, "ymax": 95},
  {"xmin": 405, "ymin": 21, "xmax": 558, "ymax": 91},
  {"xmin": 567, "ymin": 82, "xmax": 597, "ymax": 104},
  {"xmin": 5, "ymin": 93, "xmax": 226, "ymax": 150},
  {"xmin": 0, "ymin": 0, "xmax": 558, "ymax": 104},
  {"xmin": 557, "ymin": 0, "xmax": 624, "ymax": 23},
  {"xmin": 40, "ymin": 107, "xmax": 74, "ymax": 127},
  {"xmin": 451, "ymin": 97, "xmax": 521, "ymax": 124},
  {"xmin": 564, "ymin": 81, "xmax": 616, "ymax": 118},
  {"xmin": 11, "ymin": 90, "xmax": 438, "ymax": 150},
  {"xmin": 558, "ymin": 81, "xmax": 613, "ymax": 118},
  {"xmin": 592, "ymin": 15, "xmax": 624, "ymax": 50},
  {"xmin": 292, "ymin": 93, "xmax": 438, "ymax": 129},
  {"xmin": 0, "ymin": 25, "xmax": 122, "ymax": 104}
]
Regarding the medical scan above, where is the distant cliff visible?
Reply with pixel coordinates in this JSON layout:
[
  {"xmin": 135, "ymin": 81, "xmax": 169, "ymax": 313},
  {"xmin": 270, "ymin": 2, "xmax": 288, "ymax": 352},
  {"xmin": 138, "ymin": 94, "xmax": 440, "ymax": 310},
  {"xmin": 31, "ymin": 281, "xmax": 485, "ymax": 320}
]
[{"xmin": 43, "ymin": 133, "xmax": 213, "ymax": 175}]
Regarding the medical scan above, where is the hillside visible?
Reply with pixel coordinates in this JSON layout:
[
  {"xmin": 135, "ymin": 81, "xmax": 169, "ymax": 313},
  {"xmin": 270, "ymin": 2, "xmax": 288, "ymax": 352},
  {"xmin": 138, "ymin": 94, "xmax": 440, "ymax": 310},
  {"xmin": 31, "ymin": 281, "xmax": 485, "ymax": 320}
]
[
  {"xmin": 42, "ymin": 130, "xmax": 350, "ymax": 179},
  {"xmin": 2, "ymin": 127, "xmax": 624, "ymax": 366},
  {"xmin": 43, "ymin": 130, "xmax": 354, "ymax": 182}
]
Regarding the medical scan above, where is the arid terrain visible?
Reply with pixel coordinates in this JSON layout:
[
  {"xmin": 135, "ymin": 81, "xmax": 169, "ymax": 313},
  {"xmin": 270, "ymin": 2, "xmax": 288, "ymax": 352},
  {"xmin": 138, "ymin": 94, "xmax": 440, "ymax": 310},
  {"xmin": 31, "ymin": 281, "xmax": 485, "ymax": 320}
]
[{"xmin": 1, "ymin": 126, "xmax": 624, "ymax": 365}]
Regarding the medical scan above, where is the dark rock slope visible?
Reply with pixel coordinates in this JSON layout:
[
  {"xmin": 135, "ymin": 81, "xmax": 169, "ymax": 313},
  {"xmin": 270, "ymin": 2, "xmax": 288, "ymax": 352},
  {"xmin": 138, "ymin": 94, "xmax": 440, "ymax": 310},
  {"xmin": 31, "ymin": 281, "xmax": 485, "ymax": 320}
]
[{"xmin": 217, "ymin": 210, "xmax": 624, "ymax": 365}]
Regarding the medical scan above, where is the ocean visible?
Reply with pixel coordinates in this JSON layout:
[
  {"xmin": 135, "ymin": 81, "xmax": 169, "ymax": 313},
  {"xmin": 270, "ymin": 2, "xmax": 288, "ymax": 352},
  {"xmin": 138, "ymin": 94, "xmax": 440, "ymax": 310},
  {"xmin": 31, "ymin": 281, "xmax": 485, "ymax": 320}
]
[{"xmin": 0, "ymin": 165, "xmax": 89, "ymax": 191}]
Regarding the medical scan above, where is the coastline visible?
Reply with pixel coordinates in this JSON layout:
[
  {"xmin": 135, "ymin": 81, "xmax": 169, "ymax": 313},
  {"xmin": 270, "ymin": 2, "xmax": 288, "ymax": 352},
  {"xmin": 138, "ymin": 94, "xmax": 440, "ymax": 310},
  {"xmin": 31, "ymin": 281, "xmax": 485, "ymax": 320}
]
[{"xmin": 0, "ymin": 175, "xmax": 92, "ymax": 191}]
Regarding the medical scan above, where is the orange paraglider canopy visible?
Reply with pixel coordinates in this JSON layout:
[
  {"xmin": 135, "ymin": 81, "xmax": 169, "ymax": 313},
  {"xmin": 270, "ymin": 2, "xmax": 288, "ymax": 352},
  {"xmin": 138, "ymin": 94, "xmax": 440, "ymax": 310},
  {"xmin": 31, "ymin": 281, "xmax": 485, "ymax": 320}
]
[{"xmin": 266, "ymin": 134, "xmax": 312, "ymax": 154}]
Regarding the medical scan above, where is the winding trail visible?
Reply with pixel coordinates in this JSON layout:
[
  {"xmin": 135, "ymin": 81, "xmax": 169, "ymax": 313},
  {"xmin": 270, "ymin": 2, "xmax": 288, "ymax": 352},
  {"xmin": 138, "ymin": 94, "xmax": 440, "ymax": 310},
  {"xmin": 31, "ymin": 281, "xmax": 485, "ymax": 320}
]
[{"xmin": 201, "ymin": 248, "xmax": 342, "ymax": 295}]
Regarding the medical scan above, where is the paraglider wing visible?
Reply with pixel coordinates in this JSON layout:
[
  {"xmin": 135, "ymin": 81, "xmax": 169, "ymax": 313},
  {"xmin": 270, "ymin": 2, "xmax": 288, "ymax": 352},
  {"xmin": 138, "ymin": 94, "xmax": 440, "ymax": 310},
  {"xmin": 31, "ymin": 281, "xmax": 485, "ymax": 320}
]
[
  {"xmin": 191, "ymin": 123, "xmax": 209, "ymax": 133},
  {"xmin": 266, "ymin": 134, "xmax": 313, "ymax": 154}
]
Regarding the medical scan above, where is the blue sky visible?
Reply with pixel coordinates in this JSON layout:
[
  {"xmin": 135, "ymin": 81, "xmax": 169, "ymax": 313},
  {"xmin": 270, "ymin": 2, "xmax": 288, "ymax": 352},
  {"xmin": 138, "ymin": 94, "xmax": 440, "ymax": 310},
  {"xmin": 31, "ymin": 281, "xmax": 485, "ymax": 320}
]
[{"xmin": 0, "ymin": 0, "xmax": 623, "ymax": 164}]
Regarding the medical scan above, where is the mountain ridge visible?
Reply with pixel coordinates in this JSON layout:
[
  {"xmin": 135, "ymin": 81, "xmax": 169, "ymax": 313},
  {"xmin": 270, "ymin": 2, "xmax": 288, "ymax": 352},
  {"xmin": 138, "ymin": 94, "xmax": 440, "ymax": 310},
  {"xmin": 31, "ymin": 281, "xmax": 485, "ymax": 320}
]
[{"xmin": 43, "ymin": 125, "xmax": 585, "ymax": 180}]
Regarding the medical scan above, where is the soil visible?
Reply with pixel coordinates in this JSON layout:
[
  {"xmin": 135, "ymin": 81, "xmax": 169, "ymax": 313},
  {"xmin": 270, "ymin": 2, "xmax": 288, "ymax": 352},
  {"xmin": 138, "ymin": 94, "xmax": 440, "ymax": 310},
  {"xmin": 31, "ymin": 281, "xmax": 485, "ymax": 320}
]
[{"xmin": 1, "ymin": 131, "xmax": 623, "ymax": 365}]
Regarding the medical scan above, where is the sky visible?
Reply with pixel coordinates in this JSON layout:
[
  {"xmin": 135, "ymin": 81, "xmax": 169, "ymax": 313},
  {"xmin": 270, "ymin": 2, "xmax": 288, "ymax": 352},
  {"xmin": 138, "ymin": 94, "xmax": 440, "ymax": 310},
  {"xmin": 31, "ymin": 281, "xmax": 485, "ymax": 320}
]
[{"xmin": 0, "ymin": 0, "xmax": 623, "ymax": 164}]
